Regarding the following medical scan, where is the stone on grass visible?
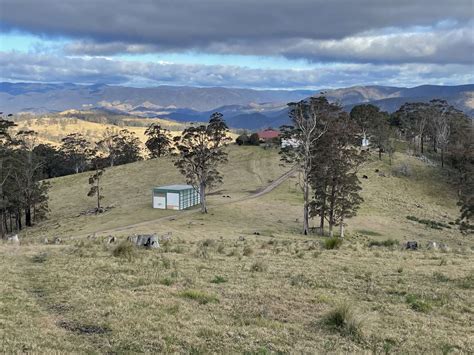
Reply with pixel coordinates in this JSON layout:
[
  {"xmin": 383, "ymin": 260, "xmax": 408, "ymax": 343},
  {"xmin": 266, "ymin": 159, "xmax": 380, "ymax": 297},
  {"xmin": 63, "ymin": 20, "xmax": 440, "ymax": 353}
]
[
  {"xmin": 128, "ymin": 234, "xmax": 160, "ymax": 249},
  {"xmin": 406, "ymin": 241, "xmax": 418, "ymax": 250},
  {"xmin": 7, "ymin": 234, "xmax": 19, "ymax": 243}
]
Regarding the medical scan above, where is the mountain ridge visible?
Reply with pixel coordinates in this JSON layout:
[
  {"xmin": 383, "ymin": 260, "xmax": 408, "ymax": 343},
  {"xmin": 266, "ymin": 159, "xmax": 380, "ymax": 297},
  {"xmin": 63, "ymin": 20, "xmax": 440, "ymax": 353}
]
[{"xmin": 1, "ymin": 82, "xmax": 472, "ymax": 129}]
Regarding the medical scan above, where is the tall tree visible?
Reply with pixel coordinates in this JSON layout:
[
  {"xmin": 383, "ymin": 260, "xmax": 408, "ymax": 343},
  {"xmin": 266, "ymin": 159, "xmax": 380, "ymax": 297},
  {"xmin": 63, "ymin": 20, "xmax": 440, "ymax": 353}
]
[
  {"xmin": 0, "ymin": 117, "xmax": 16, "ymax": 238},
  {"xmin": 60, "ymin": 133, "xmax": 95, "ymax": 174},
  {"xmin": 173, "ymin": 113, "xmax": 231, "ymax": 213},
  {"xmin": 394, "ymin": 102, "xmax": 430, "ymax": 154},
  {"xmin": 87, "ymin": 166, "xmax": 105, "ymax": 213},
  {"xmin": 145, "ymin": 124, "xmax": 173, "ymax": 158},
  {"xmin": 109, "ymin": 129, "xmax": 142, "ymax": 166},
  {"xmin": 280, "ymin": 97, "xmax": 343, "ymax": 235},
  {"xmin": 350, "ymin": 104, "xmax": 391, "ymax": 160},
  {"xmin": 310, "ymin": 114, "xmax": 366, "ymax": 237}
]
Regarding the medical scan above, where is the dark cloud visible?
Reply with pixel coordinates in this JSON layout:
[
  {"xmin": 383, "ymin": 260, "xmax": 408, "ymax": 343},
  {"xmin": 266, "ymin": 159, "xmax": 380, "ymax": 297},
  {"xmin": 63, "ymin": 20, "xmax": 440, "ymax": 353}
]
[
  {"xmin": 1, "ymin": 51, "xmax": 472, "ymax": 89},
  {"xmin": 1, "ymin": 0, "xmax": 473, "ymax": 64}
]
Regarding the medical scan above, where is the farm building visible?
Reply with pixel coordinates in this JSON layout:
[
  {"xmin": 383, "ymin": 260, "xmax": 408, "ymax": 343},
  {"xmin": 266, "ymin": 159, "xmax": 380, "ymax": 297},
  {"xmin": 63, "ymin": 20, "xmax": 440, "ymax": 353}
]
[{"xmin": 152, "ymin": 185, "xmax": 200, "ymax": 210}]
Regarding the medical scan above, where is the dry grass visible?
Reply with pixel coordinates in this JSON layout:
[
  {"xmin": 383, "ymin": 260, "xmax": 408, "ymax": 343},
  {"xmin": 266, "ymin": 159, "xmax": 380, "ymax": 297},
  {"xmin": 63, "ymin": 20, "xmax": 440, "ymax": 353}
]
[{"xmin": 1, "ymin": 147, "xmax": 472, "ymax": 353}]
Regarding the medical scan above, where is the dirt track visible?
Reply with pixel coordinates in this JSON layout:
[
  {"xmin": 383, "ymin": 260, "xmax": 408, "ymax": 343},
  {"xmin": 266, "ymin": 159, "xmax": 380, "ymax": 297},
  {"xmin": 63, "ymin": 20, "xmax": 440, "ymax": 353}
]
[{"xmin": 75, "ymin": 167, "xmax": 298, "ymax": 238}]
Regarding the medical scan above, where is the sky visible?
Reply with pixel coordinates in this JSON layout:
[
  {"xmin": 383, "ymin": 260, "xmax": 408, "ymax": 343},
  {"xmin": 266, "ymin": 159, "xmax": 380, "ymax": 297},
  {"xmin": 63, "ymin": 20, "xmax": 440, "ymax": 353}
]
[{"xmin": 0, "ymin": 0, "xmax": 473, "ymax": 90}]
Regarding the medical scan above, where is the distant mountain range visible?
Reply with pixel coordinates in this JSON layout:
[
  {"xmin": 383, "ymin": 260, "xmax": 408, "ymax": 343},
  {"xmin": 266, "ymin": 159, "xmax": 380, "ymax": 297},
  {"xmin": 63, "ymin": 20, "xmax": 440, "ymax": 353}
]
[{"xmin": 1, "ymin": 82, "xmax": 472, "ymax": 129}]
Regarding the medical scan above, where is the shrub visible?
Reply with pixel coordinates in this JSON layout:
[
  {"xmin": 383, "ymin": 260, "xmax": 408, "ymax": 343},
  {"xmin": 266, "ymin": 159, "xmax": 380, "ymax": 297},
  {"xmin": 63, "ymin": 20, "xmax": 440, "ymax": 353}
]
[
  {"xmin": 405, "ymin": 294, "xmax": 432, "ymax": 313},
  {"xmin": 368, "ymin": 239, "xmax": 399, "ymax": 248},
  {"xmin": 323, "ymin": 237, "xmax": 343, "ymax": 250},
  {"xmin": 179, "ymin": 290, "xmax": 219, "ymax": 304},
  {"xmin": 112, "ymin": 241, "xmax": 136, "ymax": 261},
  {"xmin": 250, "ymin": 260, "xmax": 268, "ymax": 272},
  {"xmin": 210, "ymin": 275, "xmax": 227, "ymax": 284},
  {"xmin": 323, "ymin": 302, "xmax": 364, "ymax": 339}
]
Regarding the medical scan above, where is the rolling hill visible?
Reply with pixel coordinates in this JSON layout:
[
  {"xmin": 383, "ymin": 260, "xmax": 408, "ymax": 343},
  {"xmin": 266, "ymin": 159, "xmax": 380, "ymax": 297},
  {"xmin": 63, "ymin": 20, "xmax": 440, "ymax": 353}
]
[{"xmin": 1, "ymin": 146, "xmax": 472, "ymax": 353}]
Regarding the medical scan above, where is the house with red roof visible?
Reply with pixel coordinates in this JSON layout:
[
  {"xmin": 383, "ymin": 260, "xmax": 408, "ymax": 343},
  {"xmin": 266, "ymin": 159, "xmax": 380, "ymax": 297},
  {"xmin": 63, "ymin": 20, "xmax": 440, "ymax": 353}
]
[{"xmin": 257, "ymin": 128, "xmax": 280, "ymax": 142}]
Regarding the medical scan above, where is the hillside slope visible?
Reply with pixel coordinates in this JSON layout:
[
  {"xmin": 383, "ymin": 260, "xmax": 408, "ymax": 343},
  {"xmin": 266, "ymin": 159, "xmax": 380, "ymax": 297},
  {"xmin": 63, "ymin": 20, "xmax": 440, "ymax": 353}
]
[{"xmin": 2, "ymin": 146, "xmax": 472, "ymax": 353}]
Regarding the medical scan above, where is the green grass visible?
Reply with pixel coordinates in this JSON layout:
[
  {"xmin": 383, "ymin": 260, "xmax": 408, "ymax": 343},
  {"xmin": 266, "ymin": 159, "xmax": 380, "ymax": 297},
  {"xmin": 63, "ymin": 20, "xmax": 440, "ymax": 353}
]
[
  {"xmin": 179, "ymin": 290, "xmax": 219, "ymax": 304},
  {"xmin": 323, "ymin": 236, "xmax": 343, "ymax": 250}
]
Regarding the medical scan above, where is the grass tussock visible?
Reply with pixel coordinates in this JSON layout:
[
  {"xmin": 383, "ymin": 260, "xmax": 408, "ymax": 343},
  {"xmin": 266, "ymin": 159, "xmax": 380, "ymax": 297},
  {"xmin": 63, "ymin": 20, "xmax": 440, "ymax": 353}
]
[
  {"xmin": 323, "ymin": 237, "xmax": 343, "ymax": 250},
  {"xmin": 405, "ymin": 294, "xmax": 432, "ymax": 313},
  {"xmin": 323, "ymin": 302, "xmax": 364, "ymax": 339},
  {"xmin": 112, "ymin": 241, "xmax": 136, "ymax": 261},
  {"xmin": 210, "ymin": 275, "xmax": 227, "ymax": 284},
  {"xmin": 250, "ymin": 260, "xmax": 268, "ymax": 272},
  {"xmin": 179, "ymin": 289, "xmax": 219, "ymax": 304}
]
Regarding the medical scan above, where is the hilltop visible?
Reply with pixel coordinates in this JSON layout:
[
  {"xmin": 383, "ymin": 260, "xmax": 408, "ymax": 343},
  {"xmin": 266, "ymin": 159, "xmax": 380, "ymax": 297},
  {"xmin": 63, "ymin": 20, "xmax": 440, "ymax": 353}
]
[{"xmin": 1, "ymin": 146, "xmax": 472, "ymax": 353}]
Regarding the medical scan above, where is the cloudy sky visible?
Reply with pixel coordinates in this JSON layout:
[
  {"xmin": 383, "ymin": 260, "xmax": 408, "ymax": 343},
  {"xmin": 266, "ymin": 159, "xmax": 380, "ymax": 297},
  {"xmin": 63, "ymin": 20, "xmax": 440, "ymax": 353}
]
[{"xmin": 0, "ymin": 0, "xmax": 473, "ymax": 89}]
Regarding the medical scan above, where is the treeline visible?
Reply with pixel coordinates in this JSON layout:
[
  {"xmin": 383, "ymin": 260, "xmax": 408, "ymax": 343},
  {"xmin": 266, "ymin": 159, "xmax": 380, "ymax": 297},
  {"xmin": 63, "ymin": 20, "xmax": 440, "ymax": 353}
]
[
  {"xmin": 0, "ymin": 117, "xmax": 176, "ymax": 236},
  {"xmin": 1, "ymin": 119, "xmax": 50, "ymax": 237},
  {"xmin": 281, "ymin": 98, "xmax": 473, "ymax": 235}
]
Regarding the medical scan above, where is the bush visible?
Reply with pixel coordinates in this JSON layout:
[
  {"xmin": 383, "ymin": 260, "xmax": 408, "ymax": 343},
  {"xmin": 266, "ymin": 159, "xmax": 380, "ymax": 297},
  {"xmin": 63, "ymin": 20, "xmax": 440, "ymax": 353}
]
[
  {"xmin": 323, "ymin": 237, "xmax": 343, "ymax": 250},
  {"xmin": 323, "ymin": 302, "xmax": 364, "ymax": 339},
  {"xmin": 112, "ymin": 241, "xmax": 136, "ymax": 261},
  {"xmin": 179, "ymin": 290, "xmax": 219, "ymax": 304}
]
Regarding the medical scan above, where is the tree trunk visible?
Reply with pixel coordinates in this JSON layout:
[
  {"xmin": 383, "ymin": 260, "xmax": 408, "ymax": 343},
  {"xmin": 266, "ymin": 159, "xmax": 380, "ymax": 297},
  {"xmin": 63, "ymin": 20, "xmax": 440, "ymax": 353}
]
[
  {"xmin": 302, "ymin": 176, "xmax": 309, "ymax": 235},
  {"xmin": 199, "ymin": 181, "xmax": 207, "ymax": 213},
  {"xmin": 378, "ymin": 147, "xmax": 382, "ymax": 160},
  {"xmin": 25, "ymin": 207, "xmax": 32, "ymax": 227},
  {"xmin": 0, "ymin": 211, "xmax": 5, "ymax": 239},
  {"xmin": 441, "ymin": 148, "xmax": 445, "ymax": 168},
  {"xmin": 339, "ymin": 217, "xmax": 345, "ymax": 238},
  {"xmin": 420, "ymin": 135, "xmax": 424, "ymax": 154}
]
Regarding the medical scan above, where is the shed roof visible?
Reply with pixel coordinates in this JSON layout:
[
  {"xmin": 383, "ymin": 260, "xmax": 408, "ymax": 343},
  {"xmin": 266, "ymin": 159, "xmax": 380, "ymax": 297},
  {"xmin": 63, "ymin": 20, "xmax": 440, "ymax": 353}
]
[{"xmin": 154, "ymin": 184, "xmax": 195, "ymax": 191}]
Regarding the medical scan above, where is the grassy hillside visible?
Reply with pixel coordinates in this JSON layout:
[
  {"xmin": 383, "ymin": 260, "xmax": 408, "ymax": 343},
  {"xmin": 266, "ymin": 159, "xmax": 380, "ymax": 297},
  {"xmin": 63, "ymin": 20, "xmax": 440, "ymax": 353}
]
[
  {"xmin": 1, "ymin": 146, "xmax": 472, "ymax": 353},
  {"xmin": 11, "ymin": 115, "xmax": 186, "ymax": 146}
]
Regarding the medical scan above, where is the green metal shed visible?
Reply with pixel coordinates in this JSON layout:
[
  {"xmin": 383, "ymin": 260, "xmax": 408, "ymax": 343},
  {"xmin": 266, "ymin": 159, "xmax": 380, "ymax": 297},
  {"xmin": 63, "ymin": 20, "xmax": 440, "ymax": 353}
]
[{"xmin": 152, "ymin": 184, "xmax": 200, "ymax": 210}]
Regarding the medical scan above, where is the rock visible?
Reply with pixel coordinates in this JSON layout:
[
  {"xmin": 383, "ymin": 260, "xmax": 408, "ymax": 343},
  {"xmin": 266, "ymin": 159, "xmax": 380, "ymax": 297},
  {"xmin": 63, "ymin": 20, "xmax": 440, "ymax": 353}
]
[
  {"xmin": 253, "ymin": 231, "xmax": 260, "ymax": 236},
  {"xmin": 53, "ymin": 237, "xmax": 62, "ymax": 244},
  {"xmin": 378, "ymin": 172, "xmax": 386, "ymax": 177},
  {"xmin": 43, "ymin": 237, "xmax": 49, "ymax": 244},
  {"xmin": 129, "ymin": 234, "xmax": 160, "ymax": 249},
  {"xmin": 7, "ymin": 234, "xmax": 19, "ymax": 243},
  {"xmin": 362, "ymin": 175, "xmax": 368, "ymax": 179},
  {"xmin": 406, "ymin": 241, "xmax": 418, "ymax": 250},
  {"xmin": 426, "ymin": 241, "xmax": 438, "ymax": 250},
  {"xmin": 375, "ymin": 169, "xmax": 380, "ymax": 173},
  {"xmin": 108, "ymin": 236, "xmax": 116, "ymax": 244},
  {"xmin": 238, "ymin": 236, "xmax": 246, "ymax": 241}
]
